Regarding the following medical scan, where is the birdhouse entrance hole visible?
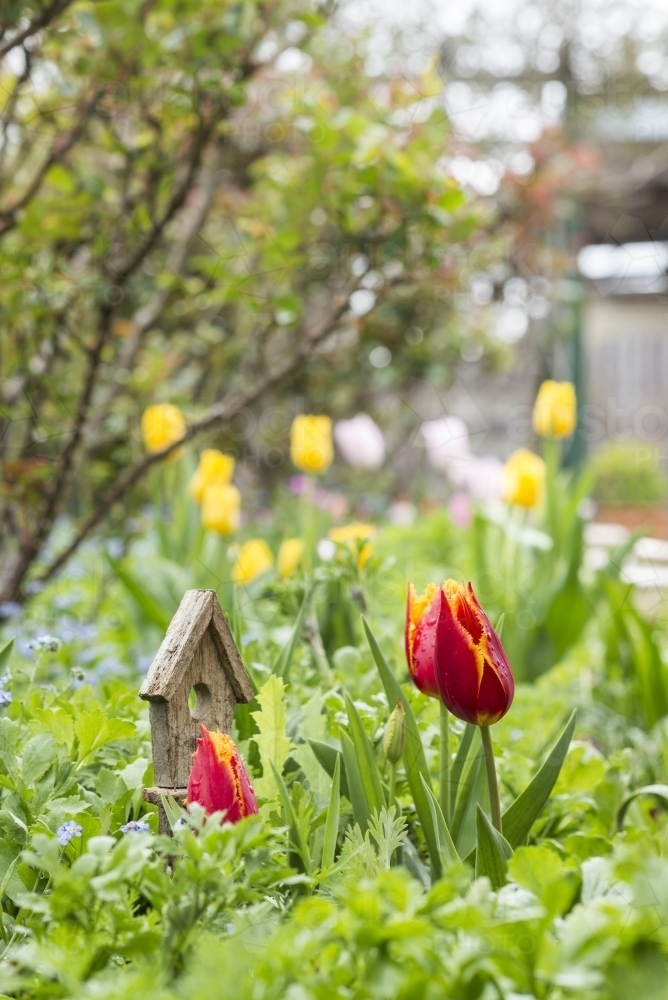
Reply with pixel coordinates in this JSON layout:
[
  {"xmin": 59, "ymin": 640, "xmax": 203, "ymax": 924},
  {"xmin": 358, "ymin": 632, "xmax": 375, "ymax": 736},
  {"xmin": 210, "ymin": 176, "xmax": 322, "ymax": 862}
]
[{"xmin": 188, "ymin": 682, "xmax": 212, "ymax": 721}]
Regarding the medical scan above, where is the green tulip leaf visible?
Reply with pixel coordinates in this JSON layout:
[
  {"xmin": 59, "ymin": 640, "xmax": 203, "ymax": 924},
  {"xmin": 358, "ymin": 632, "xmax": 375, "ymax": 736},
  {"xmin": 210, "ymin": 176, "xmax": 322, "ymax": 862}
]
[
  {"xmin": 271, "ymin": 762, "xmax": 312, "ymax": 875},
  {"xmin": 0, "ymin": 639, "xmax": 14, "ymax": 674},
  {"xmin": 451, "ymin": 732, "xmax": 485, "ymax": 853},
  {"xmin": 340, "ymin": 729, "xmax": 372, "ymax": 832},
  {"xmin": 363, "ymin": 618, "xmax": 440, "ymax": 873},
  {"xmin": 161, "ymin": 793, "xmax": 186, "ymax": 833},
  {"xmin": 321, "ymin": 755, "xmax": 341, "ymax": 870},
  {"xmin": 449, "ymin": 723, "xmax": 477, "ymax": 817},
  {"xmin": 308, "ymin": 739, "xmax": 350, "ymax": 801},
  {"xmin": 502, "ymin": 709, "xmax": 577, "ymax": 848},
  {"xmin": 343, "ymin": 690, "xmax": 385, "ymax": 816},
  {"xmin": 475, "ymin": 805, "xmax": 512, "ymax": 890},
  {"xmin": 420, "ymin": 774, "xmax": 460, "ymax": 876}
]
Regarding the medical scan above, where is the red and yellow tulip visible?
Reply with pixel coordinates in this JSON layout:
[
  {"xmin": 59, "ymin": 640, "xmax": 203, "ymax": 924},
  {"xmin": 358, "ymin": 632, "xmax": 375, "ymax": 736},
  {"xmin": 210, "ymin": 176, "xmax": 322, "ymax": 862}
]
[
  {"xmin": 186, "ymin": 725, "xmax": 258, "ymax": 822},
  {"xmin": 404, "ymin": 582, "xmax": 440, "ymax": 698},
  {"xmin": 434, "ymin": 581, "xmax": 514, "ymax": 726}
]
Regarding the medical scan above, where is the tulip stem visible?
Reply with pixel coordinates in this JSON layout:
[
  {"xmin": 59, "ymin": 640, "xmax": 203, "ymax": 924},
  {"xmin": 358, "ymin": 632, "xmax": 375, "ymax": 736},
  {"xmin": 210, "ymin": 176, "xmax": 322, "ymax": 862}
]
[
  {"xmin": 439, "ymin": 702, "xmax": 451, "ymax": 826},
  {"xmin": 480, "ymin": 725, "xmax": 502, "ymax": 833},
  {"xmin": 543, "ymin": 435, "xmax": 560, "ymax": 553},
  {"xmin": 301, "ymin": 477, "xmax": 315, "ymax": 571}
]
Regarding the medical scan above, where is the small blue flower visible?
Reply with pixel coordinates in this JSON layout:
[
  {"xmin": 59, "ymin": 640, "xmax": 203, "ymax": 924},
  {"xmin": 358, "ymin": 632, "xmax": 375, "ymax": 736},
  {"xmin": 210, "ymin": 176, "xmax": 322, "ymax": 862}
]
[
  {"xmin": 120, "ymin": 819, "xmax": 150, "ymax": 835},
  {"xmin": 57, "ymin": 821, "xmax": 82, "ymax": 846},
  {"xmin": 27, "ymin": 635, "xmax": 62, "ymax": 654},
  {"xmin": 0, "ymin": 602, "xmax": 22, "ymax": 620},
  {"xmin": 0, "ymin": 692, "xmax": 12, "ymax": 707}
]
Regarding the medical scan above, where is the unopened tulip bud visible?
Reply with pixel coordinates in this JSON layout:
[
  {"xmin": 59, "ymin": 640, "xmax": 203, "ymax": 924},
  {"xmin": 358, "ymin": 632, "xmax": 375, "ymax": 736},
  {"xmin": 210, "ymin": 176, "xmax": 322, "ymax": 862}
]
[
  {"xmin": 533, "ymin": 380, "xmax": 576, "ymax": 439},
  {"xmin": 141, "ymin": 403, "xmax": 185, "ymax": 459},
  {"xmin": 503, "ymin": 448, "xmax": 545, "ymax": 508},
  {"xmin": 290, "ymin": 415, "xmax": 334, "ymax": 475},
  {"xmin": 383, "ymin": 701, "xmax": 406, "ymax": 763}
]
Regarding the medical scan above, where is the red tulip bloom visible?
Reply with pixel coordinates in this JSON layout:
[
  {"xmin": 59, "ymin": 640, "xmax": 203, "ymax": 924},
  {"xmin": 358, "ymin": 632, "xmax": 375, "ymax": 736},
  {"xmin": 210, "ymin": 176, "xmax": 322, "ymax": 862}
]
[
  {"xmin": 434, "ymin": 581, "xmax": 514, "ymax": 726},
  {"xmin": 405, "ymin": 583, "xmax": 440, "ymax": 698},
  {"xmin": 187, "ymin": 726, "xmax": 258, "ymax": 822}
]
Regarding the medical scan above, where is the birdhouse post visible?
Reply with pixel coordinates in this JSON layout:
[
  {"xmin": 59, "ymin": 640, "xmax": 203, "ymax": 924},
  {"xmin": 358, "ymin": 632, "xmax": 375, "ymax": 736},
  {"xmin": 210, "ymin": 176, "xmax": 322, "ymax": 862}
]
[{"xmin": 139, "ymin": 589, "xmax": 253, "ymax": 832}]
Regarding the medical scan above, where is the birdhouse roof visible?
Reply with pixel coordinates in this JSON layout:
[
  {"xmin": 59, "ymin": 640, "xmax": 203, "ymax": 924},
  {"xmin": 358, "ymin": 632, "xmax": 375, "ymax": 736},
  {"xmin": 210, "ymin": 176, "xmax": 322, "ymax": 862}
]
[{"xmin": 139, "ymin": 589, "xmax": 253, "ymax": 704}]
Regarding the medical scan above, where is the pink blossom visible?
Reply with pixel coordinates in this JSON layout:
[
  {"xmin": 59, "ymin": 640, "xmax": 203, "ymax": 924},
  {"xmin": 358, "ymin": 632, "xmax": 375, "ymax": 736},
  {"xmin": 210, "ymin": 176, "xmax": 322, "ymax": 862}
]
[
  {"xmin": 449, "ymin": 492, "xmax": 472, "ymax": 527},
  {"xmin": 420, "ymin": 417, "xmax": 471, "ymax": 485},
  {"xmin": 464, "ymin": 456, "xmax": 504, "ymax": 502},
  {"xmin": 334, "ymin": 414, "xmax": 386, "ymax": 470}
]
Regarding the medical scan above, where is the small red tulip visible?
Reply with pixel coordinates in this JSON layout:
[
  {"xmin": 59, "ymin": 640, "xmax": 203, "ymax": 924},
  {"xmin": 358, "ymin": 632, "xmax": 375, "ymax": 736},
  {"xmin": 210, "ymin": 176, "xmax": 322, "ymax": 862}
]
[
  {"xmin": 434, "ymin": 581, "xmax": 514, "ymax": 726},
  {"xmin": 187, "ymin": 725, "xmax": 258, "ymax": 822},
  {"xmin": 405, "ymin": 582, "xmax": 440, "ymax": 698}
]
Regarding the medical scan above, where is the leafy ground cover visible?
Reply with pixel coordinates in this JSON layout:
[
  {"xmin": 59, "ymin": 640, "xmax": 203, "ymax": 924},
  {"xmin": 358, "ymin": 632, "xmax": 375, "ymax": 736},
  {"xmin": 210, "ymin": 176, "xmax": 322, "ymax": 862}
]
[{"xmin": 1, "ymin": 453, "xmax": 668, "ymax": 998}]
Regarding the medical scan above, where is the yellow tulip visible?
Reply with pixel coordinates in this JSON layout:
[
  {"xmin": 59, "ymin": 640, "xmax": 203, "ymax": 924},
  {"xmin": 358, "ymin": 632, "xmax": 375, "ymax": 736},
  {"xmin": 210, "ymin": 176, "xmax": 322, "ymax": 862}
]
[
  {"xmin": 190, "ymin": 449, "xmax": 235, "ymax": 503},
  {"xmin": 141, "ymin": 404, "xmax": 185, "ymax": 457},
  {"xmin": 503, "ymin": 449, "xmax": 546, "ymax": 508},
  {"xmin": 328, "ymin": 522, "xmax": 377, "ymax": 568},
  {"xmin": 201, "ymin": 483, "xmax": 241, "ymax": 536},
  {"xmin": 277, "ymin": 538, "xmax": 305, "ymax": 579},
  {"xmin": 290, "ymin": 415, "xmax": 333, "ymax": 475},
  {"xmin": 532, "ymin": 380, "xmax": 577, "ymax": 439},
  {"xmin": 232, "ymin": 539, "xmax": 274, "ymax": 585}
]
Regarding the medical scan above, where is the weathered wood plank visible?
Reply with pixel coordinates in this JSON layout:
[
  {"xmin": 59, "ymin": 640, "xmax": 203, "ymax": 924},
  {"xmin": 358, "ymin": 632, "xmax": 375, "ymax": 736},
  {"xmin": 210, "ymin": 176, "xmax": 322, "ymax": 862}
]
[
  {"xmin": 210, "ymin": 597, "xmax": 254, "ymax": 703},
  {"xmin": 139, "ymin": 590, "xmax": 214, "ymax": 700}
]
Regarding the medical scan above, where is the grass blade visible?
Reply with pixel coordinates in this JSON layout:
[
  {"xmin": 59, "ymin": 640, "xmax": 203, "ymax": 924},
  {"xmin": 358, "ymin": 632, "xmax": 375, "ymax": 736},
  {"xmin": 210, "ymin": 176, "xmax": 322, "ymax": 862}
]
[{"xmin": 273, "ymin": 586, "xmax": 312, "ymax": 680}]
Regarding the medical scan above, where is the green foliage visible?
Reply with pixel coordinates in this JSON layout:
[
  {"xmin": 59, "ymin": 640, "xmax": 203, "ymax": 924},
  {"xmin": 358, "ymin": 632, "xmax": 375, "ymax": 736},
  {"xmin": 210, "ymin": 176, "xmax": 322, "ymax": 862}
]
[{"xmin": 591, "ymin": 441, "xmax": 668, "ymax": 506}]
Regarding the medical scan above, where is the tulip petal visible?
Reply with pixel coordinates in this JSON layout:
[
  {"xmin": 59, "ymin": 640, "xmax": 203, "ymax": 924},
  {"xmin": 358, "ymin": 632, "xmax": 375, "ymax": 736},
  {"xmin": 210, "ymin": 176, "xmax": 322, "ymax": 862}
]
[
  {"xmin": 405, "ymin": 583, "xmax": 440, "ymax": 698},
  {"xmin": 434, "ymin": 583, "xmax": 514, "ymax": 726},
  {"xmin": 187, "ymin": 726, "xmax": 258, "ymax": 822}
]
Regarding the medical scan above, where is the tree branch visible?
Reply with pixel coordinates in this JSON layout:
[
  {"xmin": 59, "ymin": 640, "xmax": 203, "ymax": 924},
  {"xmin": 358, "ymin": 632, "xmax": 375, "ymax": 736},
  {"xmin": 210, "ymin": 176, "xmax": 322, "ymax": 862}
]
[
  {"xmin": 0, "ymin": 89, "xmax": 102, "ymax": 236},
  {"xmin": 31, "ymin": 284, "xmax": 359, "ymax": 594},
  {"xmin": 0, "ymin": 0, "xmax": 74, "ymax": 59}
]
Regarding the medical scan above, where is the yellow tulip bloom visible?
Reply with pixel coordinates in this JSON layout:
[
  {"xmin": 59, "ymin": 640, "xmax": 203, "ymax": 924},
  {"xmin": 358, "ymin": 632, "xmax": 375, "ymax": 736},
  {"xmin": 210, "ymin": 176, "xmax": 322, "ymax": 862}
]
[
  {"xmin": 277, "ymin": 538, "xmax": 305, "ymax": 579},
  {"xmin": 141, "ymin": 404, "xmax": 186, "ymax": 457},
  {"xmin": 190, "ymin": 449, "xmax": 235, "ymax": 503},
  {"xmin": 532, "ymin": 380, "xmax": 577, "ymax": 439},
  {"xmin": 503, "ymin": 449, "xmax": 546, "ymax": 508},
  {"xmin": 201, "ymin": 483, "xmax": 241, "ymax": 536},
  {"xmin": 290, "ymin": 415, "xmax": 333, "ymax": 475},
  {"xmin": 232, "ymin": 539, "xmax": 274, "ymax": 585},
  {"xmin": 328, "ymin": 522, "xmax": 377, "ymax": 568}
]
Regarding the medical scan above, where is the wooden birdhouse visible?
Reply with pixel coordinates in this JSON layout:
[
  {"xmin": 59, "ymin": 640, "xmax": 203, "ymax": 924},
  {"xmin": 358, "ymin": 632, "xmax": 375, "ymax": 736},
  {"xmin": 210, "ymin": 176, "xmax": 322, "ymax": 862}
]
[{"xmin": 140, "ymin": 589, "xmax": 253, "ymax": 828}]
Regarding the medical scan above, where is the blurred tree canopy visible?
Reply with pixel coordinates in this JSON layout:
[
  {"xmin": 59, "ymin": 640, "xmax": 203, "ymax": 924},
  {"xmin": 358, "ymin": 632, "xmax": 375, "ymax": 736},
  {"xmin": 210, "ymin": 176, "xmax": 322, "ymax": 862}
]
[{"xmin": 0, "ymin": 0, "xmax": 495, "ymax": 602}]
